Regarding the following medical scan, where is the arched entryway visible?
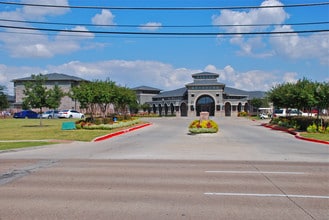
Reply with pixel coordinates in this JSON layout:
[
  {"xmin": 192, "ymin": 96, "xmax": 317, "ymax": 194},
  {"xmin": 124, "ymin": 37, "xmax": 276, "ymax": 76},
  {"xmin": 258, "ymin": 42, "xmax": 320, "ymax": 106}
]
[
  {"xmin": 164, "ymin": 104, "xmax": 169, "ymax": 116},
  {"xmin": 170, "ymin": 103, "xmax": 175, "ymax": 115},
  {"xmin": 196, "ymin": 95, "xmax": 215, "ymax": 116},
  {"xmin": 225, "ymin": 102, "xmax": 231, "ymax": 116},
  {"xmin": 237, "ymin": 102, "xmax": 242, "ymax": 112},
  {"xmin": 152, "ymin": 104, "xmax": 156, "ymax": 114},
  {"xmin": 244, "ymin": 103, "xmax": 249, "ymax": 112},
  {"xmin": 180, "ymin": 103, "xmax": 187, "ymax": 116}
]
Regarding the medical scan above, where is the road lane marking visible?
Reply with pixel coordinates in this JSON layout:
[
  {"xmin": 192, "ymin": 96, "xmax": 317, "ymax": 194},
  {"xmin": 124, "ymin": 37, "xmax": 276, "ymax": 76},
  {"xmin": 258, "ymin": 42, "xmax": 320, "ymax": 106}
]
[
  {"xmin": 204, "ymin": 192, "xmax": 329, "ymax": 199},
  {"xmin": 205, "ymin": 171, "xmax": 305, "ymax": 175}
]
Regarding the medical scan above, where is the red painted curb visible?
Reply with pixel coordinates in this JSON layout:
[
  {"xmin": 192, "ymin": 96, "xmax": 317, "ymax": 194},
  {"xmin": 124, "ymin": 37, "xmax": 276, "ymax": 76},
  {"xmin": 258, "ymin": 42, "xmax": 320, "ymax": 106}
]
[
  {"xmin": 262, "ymin": 124, "xmax": 329, "ymax": 145},
  {"xmin": 93, "ymin": 123, "xmax": 152, "ymax": 142}
]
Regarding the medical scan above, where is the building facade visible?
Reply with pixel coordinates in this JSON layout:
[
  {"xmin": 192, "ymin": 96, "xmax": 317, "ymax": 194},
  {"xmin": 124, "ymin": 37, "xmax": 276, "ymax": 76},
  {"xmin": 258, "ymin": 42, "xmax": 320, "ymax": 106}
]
[
  {"xmin": 133, "ymin": 72, "xmax": 265, "ymax": 117},
  {"xmin": 12, "ymin": 73, "xmax": 87, "ymax": 111}
]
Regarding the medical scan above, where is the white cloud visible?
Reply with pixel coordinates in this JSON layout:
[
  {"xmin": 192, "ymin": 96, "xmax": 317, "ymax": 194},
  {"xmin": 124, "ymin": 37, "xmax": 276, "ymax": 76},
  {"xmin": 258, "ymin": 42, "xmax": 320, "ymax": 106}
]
[
  {"xmin": 204, "ymin": 65, "xmax": 277, "ymax": 91},
  {"xmin": 270, "ymin": 26, "xmax": 329, "ymax": 64},
  {"xmin": 91, "ymin": 9, "xmax": 115, "ymax": 26},
  {"xmin": 22, "ymin": 0, "xmax": 70, "ymax": 19},
  {"xmin": 212, "ymin": 0, "xmax": 289, "ymax": 57},
  {"xmin": 212, "ymin": 0, "xmax": 288, "ymax": 33},
  {"xmin": 283, "ymin": 72, "xmax": 298, "ymax": 83},
  {"xmin": 47, "ymin": 60, "xmax": 193, "ymax": 89},
  {"xmin": 212, "ymin": 0, "xmax": 328, "ymax": 65},
  {"xmin": 139, "ymin": 22, "xmax": 162, "ymax": 31}
]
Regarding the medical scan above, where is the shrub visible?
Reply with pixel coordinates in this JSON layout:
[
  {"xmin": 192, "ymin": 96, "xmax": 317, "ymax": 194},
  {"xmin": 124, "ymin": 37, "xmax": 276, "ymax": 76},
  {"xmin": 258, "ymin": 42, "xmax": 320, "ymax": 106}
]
[
  {"xmin": 238, "ymin": 111, "xmax": 248, "ymax": 117},
  {"xmin": 307, "ymin": 123, "xmax": 317, "ymax": 133}
]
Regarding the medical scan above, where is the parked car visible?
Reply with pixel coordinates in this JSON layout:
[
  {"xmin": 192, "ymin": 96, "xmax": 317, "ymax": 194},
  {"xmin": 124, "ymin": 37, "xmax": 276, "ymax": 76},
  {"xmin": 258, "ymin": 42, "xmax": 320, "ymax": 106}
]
[
  {"xmin": 41, "ymin": 110, "xmax": 60, "ymax": 119},
  {"xmin": 58, "ymin": 109, "xmax": 84, "ymax": 119},
  {"xmin": 273, "ymin": 109, "xmax": 287, "ymax": 117},
  {"xmin": 273, "ymin": 108, "xmax": 316, "ymax": 118},
  {"xmin": 259, "ymin": 113, "xmax": 270, "ymax": 119},
  {"xmin": 13, "ymin": 110, "xmax": 39, "ymax": 119}
]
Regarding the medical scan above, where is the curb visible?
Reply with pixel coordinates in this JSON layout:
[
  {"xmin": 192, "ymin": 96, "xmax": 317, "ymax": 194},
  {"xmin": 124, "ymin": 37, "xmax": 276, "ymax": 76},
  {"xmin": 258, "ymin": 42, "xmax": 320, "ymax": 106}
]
[
  {"xmin": 93, "ymin": 123, "xmax": 152, "ymax": 142},
  {"xmin": 262, "ymin": 123, "xmax": 329, "ymax": 145}
]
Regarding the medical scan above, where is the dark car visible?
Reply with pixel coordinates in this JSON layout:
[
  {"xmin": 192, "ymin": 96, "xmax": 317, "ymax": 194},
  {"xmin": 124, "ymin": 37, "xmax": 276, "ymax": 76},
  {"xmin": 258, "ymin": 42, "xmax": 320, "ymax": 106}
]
[{"xmin": 13, "ymin": 110, "xmax": 39, "ymax": 119}]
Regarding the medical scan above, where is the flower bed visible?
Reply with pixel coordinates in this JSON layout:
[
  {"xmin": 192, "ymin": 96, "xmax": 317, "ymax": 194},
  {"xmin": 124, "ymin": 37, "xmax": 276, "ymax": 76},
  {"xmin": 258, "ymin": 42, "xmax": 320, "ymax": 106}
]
[
  {"xmin": 76, "ymin": 118, "xmax": 140, "ymax": 130},
  {"xmin": 188, "ymin": 119, "xmax": 219, "ymax": 134}
]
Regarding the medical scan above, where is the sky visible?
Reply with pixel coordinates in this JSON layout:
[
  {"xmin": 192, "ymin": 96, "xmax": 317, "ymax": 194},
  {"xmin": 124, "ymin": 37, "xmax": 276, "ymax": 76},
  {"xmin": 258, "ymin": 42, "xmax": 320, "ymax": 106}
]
[{"xmin": 0, "ymin": 0, "xmax": 328, "ymax": 95}]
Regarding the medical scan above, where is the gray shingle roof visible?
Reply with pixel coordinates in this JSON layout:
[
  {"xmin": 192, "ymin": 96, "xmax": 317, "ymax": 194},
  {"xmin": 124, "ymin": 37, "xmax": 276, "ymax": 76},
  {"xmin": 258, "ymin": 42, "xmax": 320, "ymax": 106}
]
[
  {"xmin": 12, "ymin": 73, "xmax": 86, "ymax": 82},
  {"xmin": 153, "ymin": 87, "xmax": 187, "ymax": 98},
  {"xmin": 192, "ymin": 71, "xmax": 219, "ymax": 77},
  {"xmin": 185, "ymin": 80, "xmax": 225, "ymax": 86},
  {"xmin": 131, "ymin": 85, "xmax": 161, "ymax": 92},
  {"xmin": 224, "ymin": 86, "xmax": 265, "ymax": 98}
]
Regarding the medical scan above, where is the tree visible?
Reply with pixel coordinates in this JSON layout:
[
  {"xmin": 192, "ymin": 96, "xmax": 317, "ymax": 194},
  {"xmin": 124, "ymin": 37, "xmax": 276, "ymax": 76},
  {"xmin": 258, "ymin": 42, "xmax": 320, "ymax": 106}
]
[
  {"xmin": 46, "ymin": 84, "xmax": 65, "ymax": 110},
  {"xmin": 23, "ymin": 74, "xmax": 48, "ymax": 113},
  {"xmin": 23, "ymin": 74, "xmax": 64, "ymax": 125},
  {"xmin": 70, "ymin": 81, "xmax": 96, "ymax": 119},
  {"xmin": 114, "ymin": 86, "xmax": 137, "ymax": 117},
  {"xmin": 0, "ymin": 85, "xmax": 9, "ymax": 113},
  {"xmin": 94, "ymin": 80, "xmax": 116, "ymax": 118},
  {"xmin": 250, "ymin": 98, "xmax": 263, "ymax": 112}
]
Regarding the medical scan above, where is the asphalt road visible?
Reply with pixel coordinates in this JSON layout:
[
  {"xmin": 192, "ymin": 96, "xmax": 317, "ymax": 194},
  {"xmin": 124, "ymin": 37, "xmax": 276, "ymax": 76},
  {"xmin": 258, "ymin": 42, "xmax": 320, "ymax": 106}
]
[{"xmin": 0, "ymin": 117, "xmax": 328, "ymax": 220}]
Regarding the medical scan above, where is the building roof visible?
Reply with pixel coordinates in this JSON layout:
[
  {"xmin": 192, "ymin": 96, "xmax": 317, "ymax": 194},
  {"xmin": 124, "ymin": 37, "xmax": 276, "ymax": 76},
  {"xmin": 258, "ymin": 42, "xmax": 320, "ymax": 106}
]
[
  {"xmin": 185, "ymin": 80, "xmax": 225, "ymax": 86},
  {"xmin": 224, "ymin": 86, "xmax": 265, "ymax": 99},
  {"xmin": 153, "ymin": 87, "xmax": 187, "ymax": 98},
  {"xmin": 191, "ymin": 71, "xmax": 220, "ymax": 78},
  {"xmin": 131, "ymin": 85, "xmax": 161, "ymax": 92},
  {"xmin": 12, "ymin": 73, "xmax": 87, "ymax": 82}
]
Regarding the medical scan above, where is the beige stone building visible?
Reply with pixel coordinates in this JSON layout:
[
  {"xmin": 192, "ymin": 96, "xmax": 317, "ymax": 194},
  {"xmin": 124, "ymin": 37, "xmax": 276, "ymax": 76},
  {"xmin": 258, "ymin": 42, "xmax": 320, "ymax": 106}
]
[
  {"xmin": 12, "ymin": 73, "xmax": 87, "ymax": 111},
  {"xmin": 133, "ymin": 72, "xmax": 265, "ymax": 117}
]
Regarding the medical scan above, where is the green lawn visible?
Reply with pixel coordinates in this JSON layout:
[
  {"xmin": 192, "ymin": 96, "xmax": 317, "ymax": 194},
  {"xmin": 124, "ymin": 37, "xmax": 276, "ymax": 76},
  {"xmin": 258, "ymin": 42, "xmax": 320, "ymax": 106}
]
[
  {"xmin": 0, "ymin": 118, "xmax": 116, "ymax": 141},
  {"xmin": 0, "ymin": 141, "xmax": 58, "ymax": 151},
  {"xmin": 299, "ymin": 132, "xmax": 329, "ymax": 142}
]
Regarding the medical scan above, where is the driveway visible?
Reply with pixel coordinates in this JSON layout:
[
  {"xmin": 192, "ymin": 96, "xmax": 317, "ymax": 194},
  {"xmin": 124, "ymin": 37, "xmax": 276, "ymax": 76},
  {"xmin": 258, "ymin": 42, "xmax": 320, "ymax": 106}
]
[{"xmin": 0, "ymin": 117, "xmax": 328, "ymax": 162}]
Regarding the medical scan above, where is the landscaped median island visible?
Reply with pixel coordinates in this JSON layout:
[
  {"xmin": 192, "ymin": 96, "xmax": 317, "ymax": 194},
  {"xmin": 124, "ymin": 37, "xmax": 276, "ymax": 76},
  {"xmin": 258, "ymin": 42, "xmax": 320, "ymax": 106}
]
[
  {"xmin": 262, "ymin": 116, "xmax": 329, "ymax": 144},
  {"xmin": 188, "ymin": 119, "xmax": 219, "ymax": 134},
  {"xmin": 0, "ymin": 117, "xmax": 151, "ymax": 150},
  {"xmin": 188, "ymin": 111, "xmax": 219, "ymax": 134}
]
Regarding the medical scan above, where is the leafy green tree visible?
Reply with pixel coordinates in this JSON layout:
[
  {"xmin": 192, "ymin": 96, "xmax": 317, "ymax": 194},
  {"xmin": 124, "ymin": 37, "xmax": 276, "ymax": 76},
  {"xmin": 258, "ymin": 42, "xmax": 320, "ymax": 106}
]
[
  {"xmin": 250, "ymin": 98, "xmax": 263, "ymax": 111},
  {"xmin": 46, "ymin": 84, "xmax": 65, "ymax": 110},
  {"xmin": 293, "ymin": 78, "xmax": 316, "ymax": 114},
  {"xmin": 70, "ymin": 81, "xmax": 96, "ymax": 119},
  {"xmin": 94, "ymin": 80, "xmax": 116, "ymax": 118},
  {"xmin": 70, "ymin": 79, "xmax": 117, "ymax": 119},
  {"xmin": 0, "ymin": 85, "xmax": 9, "ymax": 112},
  {"xmin": 268, "ymin": 79, "xmax": 329, "ymax": 118},
  {"xmin": 23, "ymin": 74, "xmax": 64, "ymax": 125},
  {"xmin": 114, "ymin": 86, "xmax": 137, "ymax": 117},
  {"xmin": 23, "ymin": 74, "xmax": 48, "ymax": 113}
]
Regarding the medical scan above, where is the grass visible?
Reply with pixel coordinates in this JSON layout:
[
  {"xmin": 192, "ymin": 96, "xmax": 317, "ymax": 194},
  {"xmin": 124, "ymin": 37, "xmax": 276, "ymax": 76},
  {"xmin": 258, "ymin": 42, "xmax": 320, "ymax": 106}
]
[
  {"xmin": 0, "ymin": 118, "xmax": 144, "ymax": 150},
  {"xmin": 0, "ymin": 141, "xmax": 58, "ymax": 151},
  {"xmin": 299, "ymin": 132, "xmax": 329, "ymax": 142}
]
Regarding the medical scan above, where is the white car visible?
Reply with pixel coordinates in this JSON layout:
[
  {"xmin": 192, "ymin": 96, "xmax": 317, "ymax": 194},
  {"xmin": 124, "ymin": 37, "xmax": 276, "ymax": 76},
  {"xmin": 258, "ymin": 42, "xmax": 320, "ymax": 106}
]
[
  {"xmin": 58, "ymin": 109, "xmax": 84, "ymax": 119},
  {"xmin": 259, "ymin": 113, "xmax": 270, "ymax": 119}
]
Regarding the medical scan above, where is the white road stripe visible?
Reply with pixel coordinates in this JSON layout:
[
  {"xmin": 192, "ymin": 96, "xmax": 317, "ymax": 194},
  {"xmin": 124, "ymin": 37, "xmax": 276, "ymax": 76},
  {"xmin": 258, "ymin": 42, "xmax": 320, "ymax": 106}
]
[
  {"xmin": 205, "ymin": 171, "xmax": 305, "ymax": 175},
  {"xmin": 204, "ymin": 192, "xmax": 329, "ymax": 199}
]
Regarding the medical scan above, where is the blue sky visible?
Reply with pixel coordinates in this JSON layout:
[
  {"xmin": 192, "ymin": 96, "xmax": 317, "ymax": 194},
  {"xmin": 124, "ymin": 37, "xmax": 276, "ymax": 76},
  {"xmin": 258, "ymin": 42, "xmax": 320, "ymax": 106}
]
[{"xmin": 0, "ymin": 0, "xmax": 328, "ymax": 95}]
